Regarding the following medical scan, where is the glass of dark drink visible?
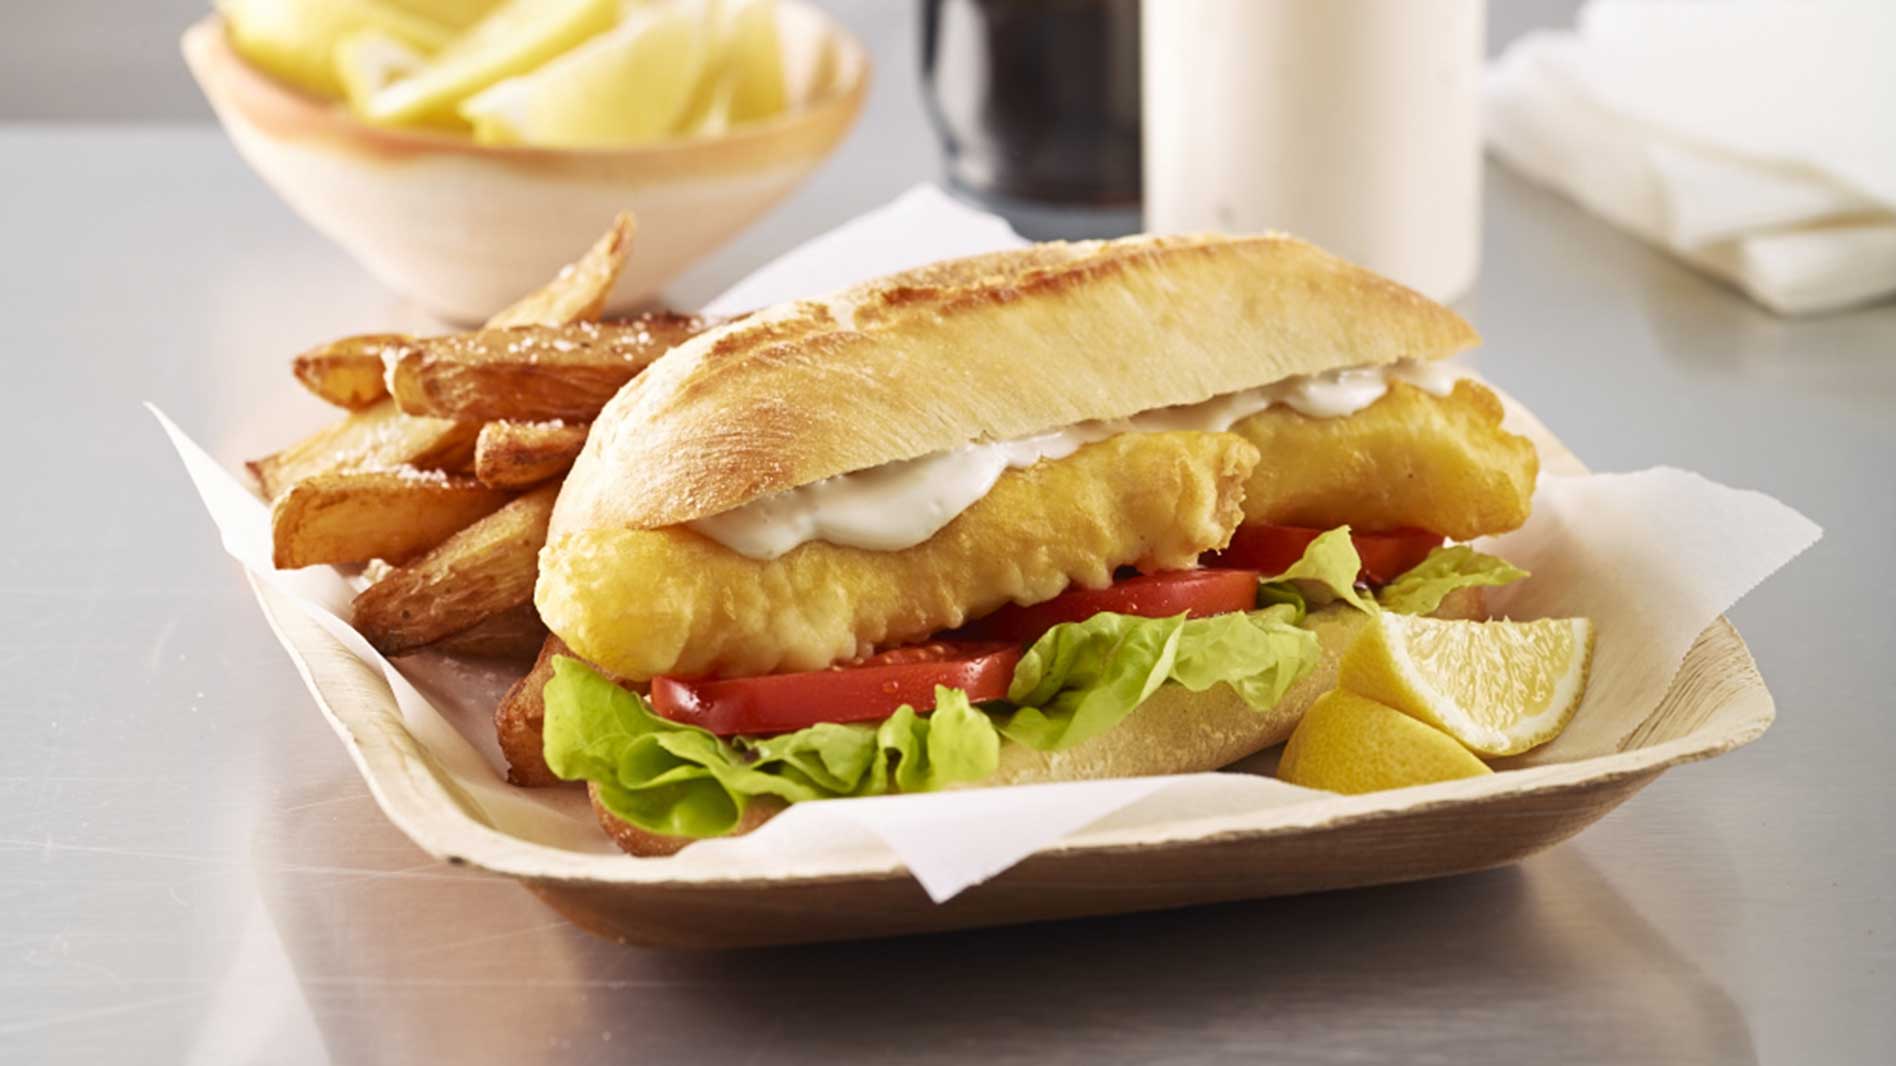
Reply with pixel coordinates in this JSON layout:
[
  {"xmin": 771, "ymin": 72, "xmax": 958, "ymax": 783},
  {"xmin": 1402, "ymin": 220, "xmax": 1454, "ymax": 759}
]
[{"xmin": 919, "ymin": 0, "xmax": 1142, "ymax": 239}]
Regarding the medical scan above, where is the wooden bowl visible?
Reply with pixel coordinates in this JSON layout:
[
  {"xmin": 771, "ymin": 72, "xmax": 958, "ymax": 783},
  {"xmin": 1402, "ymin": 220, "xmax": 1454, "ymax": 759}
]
[{"xmin": 181, "ymin": 9, "xmax": 869, "ymax": 323}]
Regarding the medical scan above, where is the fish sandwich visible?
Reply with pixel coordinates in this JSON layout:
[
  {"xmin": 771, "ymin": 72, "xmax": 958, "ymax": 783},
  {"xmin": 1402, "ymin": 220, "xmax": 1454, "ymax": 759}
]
[{"xmin": 530, "ymin": 235, "xmax": 1538, "ymax": 855}]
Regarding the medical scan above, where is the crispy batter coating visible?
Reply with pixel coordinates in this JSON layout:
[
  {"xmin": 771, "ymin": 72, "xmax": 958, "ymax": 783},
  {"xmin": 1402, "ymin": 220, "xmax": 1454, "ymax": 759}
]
[
  {"xmin": 538, "ymin": 432, "xmax": 1259, "ymax": 680},
  {"xmin": 1232, "ymin": 380, "xmax": 1537, "ymax": 539}
]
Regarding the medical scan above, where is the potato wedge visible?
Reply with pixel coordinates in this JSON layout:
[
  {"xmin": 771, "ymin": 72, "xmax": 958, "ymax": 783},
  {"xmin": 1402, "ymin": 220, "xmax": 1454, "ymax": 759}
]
[
  {"xmin": 430, "ymin": 603, "xmax": 548, "ymax": 660},
  {"xmin": 351, "ymin": 484, "xmax": 558, "ymax": 655},
  {"xmin": 247, "ymin": 398, "xmax": 478, "ymax": 501},
  {"xmin": 286, "ymin": 216, "xmax": 633, "ymax": 411},
  {"xmin": 485, "ymin": 212, "xmax": 635, "ymax": 328},
  {"xmin": 388, "ymin": 313, "xmax": 712, "ymax": 422},
  {"xmin": 474, "ymin": 420, "xmax": 590, "ymax": 488},
  {"xmin": 271, "ymin": 471, "xmax": 510, "ymax": 569},
  {"xmin": 291, "ymin": 333, "xmax": 411, "ymax": 410},
  {"xmin": 496, "ymin": 635, "xmax": 573, "ymax": 787}
]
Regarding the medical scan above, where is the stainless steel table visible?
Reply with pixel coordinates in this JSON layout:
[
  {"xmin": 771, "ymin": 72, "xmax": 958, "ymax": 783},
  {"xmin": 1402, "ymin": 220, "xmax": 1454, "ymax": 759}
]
[{"xmin": 3, "ymin": 94, "xmax": 1891, "ymax": 1066}]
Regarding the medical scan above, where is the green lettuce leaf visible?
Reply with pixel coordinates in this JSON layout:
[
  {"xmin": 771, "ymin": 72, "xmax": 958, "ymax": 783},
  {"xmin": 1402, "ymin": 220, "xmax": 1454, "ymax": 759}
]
[
  {"xmin": 1377, "ymin": 545, "xmax": 1528, "ymax": 615},
  {"xmin": 999, "ymin": 605, "xmax": 1319, "ymax": 751},
  {"xmin": 542, "ymin": 657, "xmax": 1003, "ymax": 839},
  {"xmin": 543, "ymin": 526, "xmax": 1521, "ymax": 840},
  {"xmin": 542, "ymin": 656, "xmax": 823, "ymax": 838},
  {"xmin": 1170, "ymin": 608, "xmax": 1321, "ymax": 709},
  {"xmin": 744, "ymin": 689, "xmax": 1004, "ymax": 796},
  {"xmin": 1254, "ymin": 580, "xmax": 1310, "ymax": 622},
  {"xmin": 1258, "ymin": 526, "xmax": 1379, "ymax": 614}
]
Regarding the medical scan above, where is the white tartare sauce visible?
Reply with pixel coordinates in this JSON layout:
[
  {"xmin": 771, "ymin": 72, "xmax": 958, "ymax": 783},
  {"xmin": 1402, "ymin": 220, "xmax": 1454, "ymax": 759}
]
[{"xmin": 689, "ymin": 359, "xmax": 1461, "ymax": 559}]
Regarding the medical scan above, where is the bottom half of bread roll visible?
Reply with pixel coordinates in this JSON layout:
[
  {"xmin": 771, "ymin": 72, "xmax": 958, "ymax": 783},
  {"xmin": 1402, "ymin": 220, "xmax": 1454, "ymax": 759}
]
[{"xmin": 580, "ymin": 586, "xmax": 1486, "ymax": 858}]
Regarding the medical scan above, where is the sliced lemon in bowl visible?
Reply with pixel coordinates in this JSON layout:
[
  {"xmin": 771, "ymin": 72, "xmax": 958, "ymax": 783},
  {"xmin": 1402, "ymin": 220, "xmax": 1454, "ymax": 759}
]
[
  {"xmin": 672, "ymin": 0, "xmax": 778, "ymax": 139},
  {"xmin": 460, "ymin": 3, "xmax": 713, "ymax": 147},
  {"xmin": 218, "ymin": 0, "xmax": 453, "ymax": 99},
  {"xmin": 674, "ymin": 71, "xmax": 739, "ymax": 138},
  {"xmin": 364, "ymin": 0, "xmax": 620, "ymax": 128},
  {"xmin": 386, "ymin": 0, "xmax": 507, "ymax": 30},
  {"xmin": 721, "ymin": 0, "xmax": 788, "ymax": 123},
  {"xmin": 1339, "ymin": 614, "xmax": 1595, "ymax": 756},
  {"xmin": 1278, "ymin": 690, "xmax": 1493, "ymax": 794},
  {"xmin": 335, "ymin": 29, "xmax": 428, "ymax": 117}
]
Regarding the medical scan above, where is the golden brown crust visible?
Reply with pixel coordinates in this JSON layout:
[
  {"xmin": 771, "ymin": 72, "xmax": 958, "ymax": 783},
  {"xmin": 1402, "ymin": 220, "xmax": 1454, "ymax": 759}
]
[
  {"xmin": 497, "ymin": 636, "xmax": 573, "ymax": 787},
  {"xmin": 483, "ymin": 213, "xmax": 634, "ymax": 329},
  {"xmin": 474, "ymin": 421, "xmax": 591, "ymax": 489},
  {"xmin": 427, "ymin": 603, "xmax": 547, "ymax": 660},
  {"xmin": 498, "ymin": 636, "xmax": 648, "ymax": 787},
  {"xmin": 539, "ymin": 431, "xmax": 1259, "ymax": 681},
  {"xmin": 352, "ymin": 484, "xmax": 558, "ymax": 655},
  {"xmin": 246, "ymin": 398, "xmax": 477, "ymax": 502},
  {"xmin": 291, "ymin": 333, "xmax": 401, "ymax": 410},
  {"xmin": 388, "ymin": 314, "xmax": 712, "ymax": 424},
  {"xmin": 269, "ymin": 471, "xmax": 508, "ymax": 568},
  {"xmin": 1233, "ymin": 379, "xmax": 1539, "ymax": 539},
  {"xmin": 551, "ymin": 234, "xmax": 1480, "ymax": 536},
  {"xmin": 584, "ymin": 587, "xmax": 1487, "ymax": 855}
]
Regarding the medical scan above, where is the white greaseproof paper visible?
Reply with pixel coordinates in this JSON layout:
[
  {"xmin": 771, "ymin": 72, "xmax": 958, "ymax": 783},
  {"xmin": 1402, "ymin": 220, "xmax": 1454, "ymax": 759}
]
[{"xmin": 156, "ymin": 185, "xmax": 1822, "ymax": 902}]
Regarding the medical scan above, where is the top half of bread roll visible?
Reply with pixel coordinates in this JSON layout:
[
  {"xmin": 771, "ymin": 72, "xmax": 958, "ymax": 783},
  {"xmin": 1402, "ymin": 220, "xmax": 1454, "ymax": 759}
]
[{"xmin": 552, "ymin": 233, "xmax": 1480, "ymax": 537}]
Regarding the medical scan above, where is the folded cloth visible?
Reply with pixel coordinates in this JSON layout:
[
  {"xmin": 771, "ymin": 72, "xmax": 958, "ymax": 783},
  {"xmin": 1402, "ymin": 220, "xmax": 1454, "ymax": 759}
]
[{"xmin": 1486, "ymin": 0, "xmax": 1896, "ymax": 315}]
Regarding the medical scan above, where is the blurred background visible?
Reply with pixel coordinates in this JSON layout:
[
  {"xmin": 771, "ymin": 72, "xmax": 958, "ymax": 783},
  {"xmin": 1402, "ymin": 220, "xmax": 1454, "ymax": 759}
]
[
  {"xmin": 0, "ymin": 1, "xmax": 1548, "ymax": 324},
  {"xmin": 6, "ymin": 0, "xmax": 1581, "ymax": 120},
  {"xmin": 18, "ymin": 0, "xmax": 1886, "ymax": 320}
]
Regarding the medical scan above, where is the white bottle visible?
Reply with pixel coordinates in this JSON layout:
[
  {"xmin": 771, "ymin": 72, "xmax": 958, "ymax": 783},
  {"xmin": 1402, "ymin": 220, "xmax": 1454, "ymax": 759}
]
[{"xmin": 1142, "ymin": 0, "xmax": 1485, "ymax": 302}]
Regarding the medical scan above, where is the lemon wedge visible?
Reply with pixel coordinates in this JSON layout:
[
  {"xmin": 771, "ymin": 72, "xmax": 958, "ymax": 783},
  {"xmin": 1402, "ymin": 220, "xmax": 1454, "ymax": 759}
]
[
  {"xmin": 364, "ymin": 0, "xmax": 620, "ymax": 128},
  {"xmin": 218, "ymin": 0, "xmax": 452, "ymax": 100},
  {"xmin": 460, "ymin": 4, "xmax": 712, "ymax": 147},
  {"xmin": 670, "ymin": 0, "xmax": 790, "ymax": 137},
  {"xmin": 335, "ymin": 30, "xmax": 428, "ymax": 117},
  {"xmin": 386, "ymin": 0, "xmax": 507, "ymax": 30},
  {"xmin": 722, "ymin": 0, "xmax": 787, "ymax": 123},
  {"xmin": 674, "ymin": 71, "xmax": 739, "ymax": 138},
  {"xmin": 1339, "ymin": 614, "xmax": 1595, "ymax": 756},
  {"xmin": 1278, "ymin": 690, "xmax": 1493, "ymax": 794}
]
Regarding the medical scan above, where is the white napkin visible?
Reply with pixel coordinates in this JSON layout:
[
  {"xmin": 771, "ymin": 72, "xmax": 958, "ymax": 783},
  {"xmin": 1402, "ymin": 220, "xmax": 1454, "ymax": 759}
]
[{"xmin": 1485, "ymin": 0, "xmax": 1896, "ymax": 314}]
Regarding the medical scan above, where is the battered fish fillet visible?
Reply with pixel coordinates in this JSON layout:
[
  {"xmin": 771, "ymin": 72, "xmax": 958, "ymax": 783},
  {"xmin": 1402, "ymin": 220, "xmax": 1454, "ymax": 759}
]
[
  {"xmin": 536, "ymin": 431, "xmax": 1260, "ymax": 680},
  {"xmin": 1232, "ymin": 379, "xmax": 1537, "ymax": 538}
]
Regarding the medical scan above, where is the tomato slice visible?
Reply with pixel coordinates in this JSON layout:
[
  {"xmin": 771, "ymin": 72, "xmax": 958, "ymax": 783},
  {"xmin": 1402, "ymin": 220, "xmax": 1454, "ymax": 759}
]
[
  {"xmin": 959, "ymin": 568, "xmax": 1263, "ymax": 644},
  {"xmin": 650, "ymin": 642, "xmax": 1021, "ymax": 737},
  {"xmin": 1204, "ymin": 524, "xmax": 1442, "ymax": 585}
]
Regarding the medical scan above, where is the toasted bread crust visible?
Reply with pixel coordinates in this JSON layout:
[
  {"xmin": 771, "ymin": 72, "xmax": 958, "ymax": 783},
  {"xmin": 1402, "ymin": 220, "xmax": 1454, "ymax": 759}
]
[
  {"xmin": 496, "ymin": 635, "xmax": 572, "ymax": 787},
  {"xmin": 551, "ymin": 234, "xmax": 1479, "ymax": 537},
  {"xmin": 586, "ymin": 588, "xmax": 1487, "ymax": 856}
]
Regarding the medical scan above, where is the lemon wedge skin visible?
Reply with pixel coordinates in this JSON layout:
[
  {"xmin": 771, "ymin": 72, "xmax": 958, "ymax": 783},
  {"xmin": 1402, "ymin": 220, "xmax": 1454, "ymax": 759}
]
[
  {"xmin": 364, "ymin": 0, "xmax": 621, "ymax": 128},
  {"xmin": 460, "ymin": 5, "xmax": 712, "ymax": 148},
  {"xmin": 220, "ymin": 0, "xmax": 453, "ymax": 100},
  {"xmin": 1278, "ymin": 690, "xmax": 1493, "ymax": 794},
  {"xmin": 1340, "ymin": 614, "xmax": 1595, "ymax": 757}
]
